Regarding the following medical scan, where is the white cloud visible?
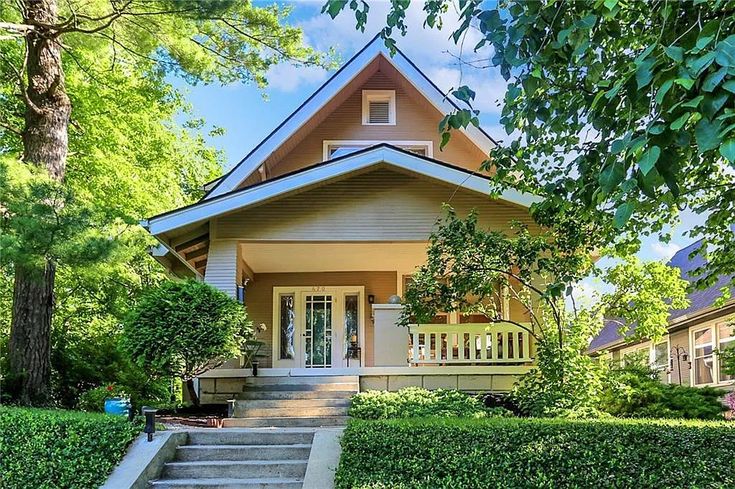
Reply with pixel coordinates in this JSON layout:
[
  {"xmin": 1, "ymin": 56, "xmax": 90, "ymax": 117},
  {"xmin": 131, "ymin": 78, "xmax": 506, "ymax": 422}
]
[
  {"xmin": 650, "ymin": 241, "xmax": 682, "ymax": 261},
  {"xmin": 266, "ymin": 63, "xmax": 330, "ymax": 92},
  {"xmin": 424, "ymin": 66, "xmax": 507, "ymax": 114}
]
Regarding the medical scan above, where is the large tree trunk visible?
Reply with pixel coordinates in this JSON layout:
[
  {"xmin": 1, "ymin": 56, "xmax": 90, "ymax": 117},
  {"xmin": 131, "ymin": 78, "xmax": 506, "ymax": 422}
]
[
  {"xmin": 185, "ymin": 379, "xmax": 201, "ymax": 407},
  {"xmin": 8, "ymin": 0, "xmax": 70, "ymax": 405}
]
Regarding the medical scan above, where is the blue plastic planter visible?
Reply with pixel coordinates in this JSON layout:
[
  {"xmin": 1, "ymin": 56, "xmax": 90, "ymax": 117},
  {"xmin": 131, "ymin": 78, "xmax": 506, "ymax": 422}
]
[{"xmin": 104, "ymin": 397, "xmax": 131, "ymax": 417}]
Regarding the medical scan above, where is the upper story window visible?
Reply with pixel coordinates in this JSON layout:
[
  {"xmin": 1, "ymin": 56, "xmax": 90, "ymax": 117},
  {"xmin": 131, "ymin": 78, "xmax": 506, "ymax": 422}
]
[
  {"xmin": 323, "ymin": 140, "xmax": 433, "ymax": 160},
  {"xmin": 362, "ymin": 90, "xmax": 396, "ymax": 125}
]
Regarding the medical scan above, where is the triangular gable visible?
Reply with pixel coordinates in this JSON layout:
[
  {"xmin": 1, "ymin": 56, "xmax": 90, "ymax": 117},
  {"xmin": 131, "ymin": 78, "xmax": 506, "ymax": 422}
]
[
  {"xmin": 144, "ymin": 144, "xmax": 536, "ymax": 236},
  {"xmin": 204, "ymin": 34, "xmax": 499, "ymax": 200}
]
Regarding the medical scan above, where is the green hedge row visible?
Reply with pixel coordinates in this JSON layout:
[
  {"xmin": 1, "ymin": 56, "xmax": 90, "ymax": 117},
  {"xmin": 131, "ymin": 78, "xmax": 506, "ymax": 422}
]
[
  {"xmin": 0, "ymin": 406, "xmax": 141, "ymax": 489},
  {"xmin": 335, "ymin": 417, "xmax": 735, "ymax": 488}
]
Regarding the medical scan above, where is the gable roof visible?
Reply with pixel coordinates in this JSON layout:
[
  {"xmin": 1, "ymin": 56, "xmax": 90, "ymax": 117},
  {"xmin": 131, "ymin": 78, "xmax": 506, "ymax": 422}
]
[
  {"xmin": 589, "ymin": 241, "xmax": 735, "ymax": 352},
  {"xmin": 203, "ymin": 34, "xmax": 499, "ymax": 200},
  {"xmin": 143, "ymin": 144, "xmax": 537, "ymax": 236}
]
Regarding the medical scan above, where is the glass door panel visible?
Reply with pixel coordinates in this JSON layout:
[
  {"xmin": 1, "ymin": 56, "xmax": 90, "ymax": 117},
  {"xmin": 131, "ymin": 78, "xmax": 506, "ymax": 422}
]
[{"xmin": 304, "ymin": 295, "xmax": 333, "ymax": 368}]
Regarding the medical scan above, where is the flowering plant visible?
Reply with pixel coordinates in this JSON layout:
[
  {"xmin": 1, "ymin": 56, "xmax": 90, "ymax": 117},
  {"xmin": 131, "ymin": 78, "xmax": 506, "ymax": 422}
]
[{"xmin": 725, "ymin": 391, "xmax": 735, "ymax": 412}]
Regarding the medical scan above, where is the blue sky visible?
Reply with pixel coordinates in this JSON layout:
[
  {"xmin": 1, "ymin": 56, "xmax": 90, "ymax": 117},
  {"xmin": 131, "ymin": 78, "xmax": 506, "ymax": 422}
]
[{"xmin": 173, "ymin": 1, "xmax": 702, "ymax": 276}]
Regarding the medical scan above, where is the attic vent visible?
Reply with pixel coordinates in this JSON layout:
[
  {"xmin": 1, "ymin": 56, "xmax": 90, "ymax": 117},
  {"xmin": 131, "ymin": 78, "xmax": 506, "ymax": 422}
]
[
  {"xmin": 368, "ymin": 100, "xmax": 391, "ymax": 124},
  {"xmin": 362, "ymin": 90, "xmax": 396, "ymax": 125}
]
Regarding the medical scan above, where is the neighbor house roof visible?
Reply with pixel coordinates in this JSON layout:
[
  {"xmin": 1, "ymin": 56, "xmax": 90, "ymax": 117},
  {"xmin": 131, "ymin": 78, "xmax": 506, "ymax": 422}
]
[
  {"xmin": 589, "ymin": 240, "xmax": 735, "ymax": 352},
  {"xmin": 202, "ymin": 34, "xmax": 500, "ymax": 200},
  {"xmin": 142, "ymin": 143, "xmax": 538, "ymax": 236}
]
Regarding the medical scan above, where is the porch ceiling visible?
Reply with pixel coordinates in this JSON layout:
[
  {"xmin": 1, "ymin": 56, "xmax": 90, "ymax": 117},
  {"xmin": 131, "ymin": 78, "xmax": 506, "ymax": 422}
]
[{"xmin": 239, "ymin": 242, "xmax": 428, "ymax": 273}]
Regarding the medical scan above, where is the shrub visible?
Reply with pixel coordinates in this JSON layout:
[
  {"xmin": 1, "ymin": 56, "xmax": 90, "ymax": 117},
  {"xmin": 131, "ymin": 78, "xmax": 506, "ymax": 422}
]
[
  {"xmin": 348, "ymin": 387, "xmax": 512, "ymax": 420},
  {"xmin": 121, "ymin": 279, "xmax": 252, "ymax": 406},
  {"xmin": 0, "ymin": 406, "xmax": 141, "ymax": 489},
  {"xmin": 599, "ymin": 365, "xmax": 726, "ymax": 419},
  {"xmin": 335, "ymin": 417, "xmax": 735, "ymax": 489}
]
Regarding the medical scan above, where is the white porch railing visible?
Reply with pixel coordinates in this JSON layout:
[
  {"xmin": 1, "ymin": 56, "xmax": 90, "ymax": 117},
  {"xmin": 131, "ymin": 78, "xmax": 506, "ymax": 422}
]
[{"xmin": 408, "ymin": 322, "xmax": 533, "ymax": 365}]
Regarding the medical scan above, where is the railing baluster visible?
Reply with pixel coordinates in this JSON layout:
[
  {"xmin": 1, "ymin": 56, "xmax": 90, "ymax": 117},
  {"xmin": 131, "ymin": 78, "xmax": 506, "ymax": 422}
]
[{"xmin": 412, "ymin": 332, "xmax": 419, "ymax": 364}]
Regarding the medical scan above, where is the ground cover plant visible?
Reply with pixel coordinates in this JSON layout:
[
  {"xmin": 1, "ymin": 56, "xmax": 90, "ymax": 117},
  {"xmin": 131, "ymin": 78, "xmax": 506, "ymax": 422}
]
[
  {"xmin": 0, "ymin": 406, "xmax": 141, "ymax": 489},
  {"xmin": 335, "ymin": 417, "xmax": 735, "ymax": 489},
  {"xmin": 349, "ymin": 387, "xmax": 512, "ymax": 419}
]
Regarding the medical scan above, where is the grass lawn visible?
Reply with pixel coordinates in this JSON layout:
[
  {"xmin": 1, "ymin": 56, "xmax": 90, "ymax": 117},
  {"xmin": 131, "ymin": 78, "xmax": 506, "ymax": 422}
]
[
  {"xmin": 335, "ymin": 417, "xmax": 735, "ymax": 489},
  {"xmin": 0, "ymin": 406, "xmax": 141, "ymax": 489}
]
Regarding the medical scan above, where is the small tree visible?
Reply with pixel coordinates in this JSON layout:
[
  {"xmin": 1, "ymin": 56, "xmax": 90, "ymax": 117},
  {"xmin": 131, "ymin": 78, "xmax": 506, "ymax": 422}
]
[
  {"xmin": 121, "ymin": 279, "xmax": 252, "ymax": 406},
  {"xmin": 402, "ymin": 208, "xmax": 689, "ymax": 416}
]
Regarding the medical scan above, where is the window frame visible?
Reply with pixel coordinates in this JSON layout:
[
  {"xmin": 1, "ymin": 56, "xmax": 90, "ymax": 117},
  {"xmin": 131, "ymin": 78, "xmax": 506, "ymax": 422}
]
[
  {"xmin": 361, "ymin": 90, "xmax": 396, "ymax": 125},
  {"xmin": 690, "ymin": 320, "xmax": 735, "ymax": 387},
  {"xmin": 619, "ymin": 338, "xmax": 671, "ymax": 382},
  {"xmin": 322, "ymin": 140, "xmax": 433, "ymax": 161}
]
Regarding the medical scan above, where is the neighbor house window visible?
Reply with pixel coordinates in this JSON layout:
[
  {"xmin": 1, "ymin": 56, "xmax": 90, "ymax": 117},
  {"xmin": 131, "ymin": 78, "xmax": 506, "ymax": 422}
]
[
  {"xmin": 718, "ymin": 322, "xmax": 735, "ymax": 382},
  {"xmin": 323, "ymin": 140, "xmax": 432, "ymax": 160},
  {"xmin": 362, "ymin": 90, "xmax": 396, "ymax": 125},
  {"xmin": 693, "ymin": 327, "xmax": 715, "ymax": 385},
  {"xmin": 651, "ymin": 341, "xmax": 669, "ymax": 372}
]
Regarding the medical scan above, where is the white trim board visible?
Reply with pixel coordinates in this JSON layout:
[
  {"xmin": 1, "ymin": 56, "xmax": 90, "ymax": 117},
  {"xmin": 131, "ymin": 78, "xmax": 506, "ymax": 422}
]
[
  {"xmin": 145, "ymin": 145, "xmax": 538, "ymax": 236},
  {"xmin": 204, "ymin": 35, "xmax": 498, "ymax": 200},
  {"xmin": 322, "ymin": 139, "xmax": 433, "ymax": 161}
]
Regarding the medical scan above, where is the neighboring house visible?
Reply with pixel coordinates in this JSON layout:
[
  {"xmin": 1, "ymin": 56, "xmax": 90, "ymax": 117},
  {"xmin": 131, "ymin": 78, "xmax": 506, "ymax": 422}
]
[
  {"xmin": 590, "ymin": 241, "xmax": 735, "ymax": 389},
  {"xmin": 141, "ymin": 36, "xmax": 539, "ymax": 403}
]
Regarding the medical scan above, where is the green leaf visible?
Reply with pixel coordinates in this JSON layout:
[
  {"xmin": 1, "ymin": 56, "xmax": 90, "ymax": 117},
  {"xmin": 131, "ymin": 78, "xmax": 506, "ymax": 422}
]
[
  {"xmin": 452, "ymin": 86, "xmax": 476, "ymax": 104},
  {"xmin": 674, "ymin": 77, "xmax": 695, "ymax": 90},
  {"xmin": 636, "ymin": 57, "xmax": 656, "ymax": 88},
  {"xmin": 655, "ymin": 79, "xmax": 674, "ymax": 104},
  {"xmin": 723, "ymin": 80, "xmax": 735, "ymax": 93},
  {"xmin": 638, "ymin": 146, "xmax": 661, "ymax": 175},
  {"xmin": 599, "ymin": 160, "xmax": 625, "ymax": 193},
  {"xmin": 702, "ymin": 66, "xmax": 728, "ymax": 92},
  {"xmin": 614, "ymin": 202, "xmax": 635, "ymax": 228},
  {"xmin": 695, "ymin": 118, "xmax": 723, "ymax": 152},
  {"xmin": 720, "ymin": 139, "xmax": 735, "ymax": 163},
  {"xmin": 603, "ymin": 0, "xmax": 618, "ymax": 9},
  {"xmin": 670, "ymin": 112, "xmax": 690, "ymax": 130},
  {"xmin": 322, "ymin": 0, "xmax": 349, "ymax": 18},
  {"xmin": 687, "ymin": 52, "xmax": 716, "ymax": 76},
  {"xmin": 681, "ymin": 95, "xmax": 704, "ymax": 108},
  {"xmin": 611, "ymin": 139, "xmax": 626, "ymax": 154},
  {"xmin": 664, "ymin": 45, "xmax": 684, "ymax": 63},
  {"xmin": 440, "ymin": 132, "xmax": 451, "ymax": 151},
  {"xmin": 715, "ymin": 35, "xmax": 735, "ymax": 67}
]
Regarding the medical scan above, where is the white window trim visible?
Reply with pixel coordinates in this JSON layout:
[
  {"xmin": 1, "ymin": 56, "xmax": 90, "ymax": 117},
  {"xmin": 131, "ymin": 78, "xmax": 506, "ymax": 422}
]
[
  {"xmin": 690, "ymin": 320, "xmax": 735, "ymax": 387},
  {"xmin": 322, "ymin": 140, "xmax": 433, "ymax": 161},
  {"xmin": 690, "ymin": 325, "xmax": 717, "ymax": 387},
  {"xmin": 271, "ymin": 286, "xmax": 365, "ymax": 369},
  {"xmin": 619, "ymin": 339, "xmax": 671, "ymax": 382},
  {"xmin": 362, "ymin": 89, "xmax": 396, "ymax": 125}
]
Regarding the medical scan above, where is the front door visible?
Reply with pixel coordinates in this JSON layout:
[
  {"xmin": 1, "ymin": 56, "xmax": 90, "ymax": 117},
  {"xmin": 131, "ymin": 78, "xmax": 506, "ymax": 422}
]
[
  {"xmin": 302, "ymin": 293, "xmax": 334, "ymax": 368},
  {"xmin": 272, "ymin": 286, "xmax": 364, "ymax": 369}
]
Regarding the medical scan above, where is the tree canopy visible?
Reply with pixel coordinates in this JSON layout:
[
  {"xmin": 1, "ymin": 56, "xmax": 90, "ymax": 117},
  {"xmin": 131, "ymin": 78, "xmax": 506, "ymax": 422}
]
[{"xmin": 325, "ymin": 0, "xmax": 735, "ymax": 289}]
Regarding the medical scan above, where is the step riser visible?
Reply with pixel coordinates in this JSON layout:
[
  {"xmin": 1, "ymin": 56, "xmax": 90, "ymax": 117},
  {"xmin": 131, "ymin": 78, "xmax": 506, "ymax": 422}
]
[
  {"xmin": 150, "ymin": 482, "xmax": 302, "ymax": 489},
  {"xmin": 245, "ymin": 376, "xmax": 358, "ymax": 385},
  {"xmin": 234, "ymin": 406, "xmax": 349, "ymax": 418},
  {"xmin": 176, "ymin": 446, "xmax": 312, "ymax": 462},
  {"xmin": 246, "ymin": 383, "xmax": 358, "ymax": 392},
  {"xmin": 240, "ymin": 390, "xmax": 355, "ymax": 400},
  {"xmin": 222, "ymin": 417, "xmax": 348, "ymax": 428},
  {"xmin": 163, "ymin": 463, "xmax": 306, "ymax": 480},
  {"xmin": 239, "ymin": 399, "xmax": 351, "ymax": 408},
  {"xmin": 186, "ymin": 432, "xmax": 314, "ymax": 446}
]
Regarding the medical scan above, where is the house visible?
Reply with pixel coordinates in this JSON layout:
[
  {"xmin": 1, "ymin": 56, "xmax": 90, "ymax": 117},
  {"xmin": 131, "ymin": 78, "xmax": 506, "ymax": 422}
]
[
  {"xmin": 590, "ymin": 240, "xmax": 735, "ymax": 389},
  {"xmin": 141, "ymin": 36, "xmax": 539, "ymax": 404}
]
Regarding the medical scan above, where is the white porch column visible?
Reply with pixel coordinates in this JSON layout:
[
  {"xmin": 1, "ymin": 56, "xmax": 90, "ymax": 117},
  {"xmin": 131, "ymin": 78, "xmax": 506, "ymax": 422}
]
[
  {"xmin": 372, "ymin": 304, "xmax": 408, "ymax": 367},
  {"xmin": 204, "ymin": 240, "xmax": 239, "ymax": 297}
]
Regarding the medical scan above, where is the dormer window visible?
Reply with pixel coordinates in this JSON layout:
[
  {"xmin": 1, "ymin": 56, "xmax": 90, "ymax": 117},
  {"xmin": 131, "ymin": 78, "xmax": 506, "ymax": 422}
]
[{"xmin": 362, "ymin": 90, "xmax": 396, "ymax": 125}]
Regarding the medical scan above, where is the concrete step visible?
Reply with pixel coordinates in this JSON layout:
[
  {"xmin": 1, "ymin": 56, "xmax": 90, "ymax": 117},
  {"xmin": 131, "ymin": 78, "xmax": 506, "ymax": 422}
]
[
  {"xmin": 163, "ymin": 460, "xmax": 307, "ymax": 480},
  {"xmin": 221, "ymin": 416, "xmax": 349, "ymax": 428},
  {"xmin": 240, "ymin": 390, "xmax": 355, "ymax": 400},
  {"xmin": 245, "ymin": 376, "xmax": 358, "ymax": 385},
  {"xmin": 149, "ymin": 477, "xmax": 303, "ymax": 489},
  {"xmin": 239, "ymin": 398, "xmax": 351, "ymax": 409},
  {"xmin": 175, "ymin": 444, "xmax": 312, "ymax": 462},
  {"xmin": 235, "ymin": 406, "xmax": 349, "ymax": 418},
  {"xmin": 186, "ymin": 430, "xmax": 314, "ymax": 446},
  {"xmin": 245, "ymin": 382, "xmax": 358, "ymax": 392}
]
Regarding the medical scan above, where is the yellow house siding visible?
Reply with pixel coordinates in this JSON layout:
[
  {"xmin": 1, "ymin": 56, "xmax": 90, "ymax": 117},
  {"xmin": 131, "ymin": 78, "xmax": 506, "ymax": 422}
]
[
  {"xmin": 244, "ymin": 271, "xmax": 397, "ymax": 368},
  {"xmin": 258, "ymin": 70, "xmax": 488, "ymax": 182},
  {"xmin": 216, "ymin": 168, "xmax": 534, "ymax": 241}
]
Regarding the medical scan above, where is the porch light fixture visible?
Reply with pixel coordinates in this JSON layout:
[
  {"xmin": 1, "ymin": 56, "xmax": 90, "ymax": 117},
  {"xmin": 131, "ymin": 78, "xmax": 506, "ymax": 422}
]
[
  {"xmin": 388, "ymin": 295, "xmax": 401, "ymax": 304},
  {"xmin": 368, "ymin": 295, "xmax": 375, "ymax": 304}
]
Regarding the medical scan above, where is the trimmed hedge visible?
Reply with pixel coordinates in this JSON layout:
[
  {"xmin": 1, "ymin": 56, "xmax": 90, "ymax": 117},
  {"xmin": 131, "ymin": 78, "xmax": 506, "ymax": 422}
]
[
  {"xmin": 349, "ymin": 387, "xmax": 512, "ymax": 420},
  {"xmin": 335, "ymin": 417, "xmax": 735, "ymax": 488},
  {"xmin": 0, "ymin": 406, "xmax": 141, "ymax": 489}
]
